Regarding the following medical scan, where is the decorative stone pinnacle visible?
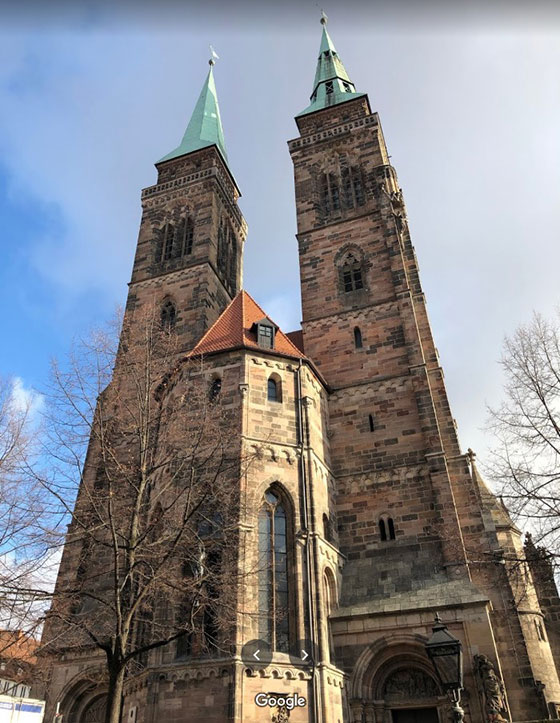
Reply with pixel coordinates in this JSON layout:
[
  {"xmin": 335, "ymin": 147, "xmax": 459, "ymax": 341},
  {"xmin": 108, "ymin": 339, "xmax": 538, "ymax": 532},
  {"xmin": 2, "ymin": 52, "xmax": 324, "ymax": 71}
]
[
  {"xmin": 320, "ymin": 9, "xmax": 328, "ymax": 25},
  {"xmin": 467, "ymin": 447, "xmax": 476, "ymax": 463}
]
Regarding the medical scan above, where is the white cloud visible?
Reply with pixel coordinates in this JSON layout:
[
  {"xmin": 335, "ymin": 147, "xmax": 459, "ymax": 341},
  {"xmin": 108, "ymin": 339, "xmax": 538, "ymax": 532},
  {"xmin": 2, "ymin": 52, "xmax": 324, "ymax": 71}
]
[{"xmin": 10, "ymin": 377, "xmax": 44, "ymax": 419}]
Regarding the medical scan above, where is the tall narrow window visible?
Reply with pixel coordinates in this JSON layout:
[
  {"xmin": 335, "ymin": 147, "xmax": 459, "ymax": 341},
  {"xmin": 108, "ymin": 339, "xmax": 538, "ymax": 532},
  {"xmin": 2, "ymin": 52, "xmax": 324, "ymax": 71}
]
[
  {"xmin": 330, "ymin": 174, "xmax": 340, "ymax": 211},
  {"xmin": 353, "ymin": 168, "xmax": 365, "ymax": 206},
  {"xmin": 369, "ymin": 414, "xmax": 375, "ymax": 432},
  {"xmin": 379, "ymin": 516, "xmax": 395, "ymax": 542},
  {"xmin": 321, "ymin": 174, "xmax": 331, "ymax": 215},
  {"xmin": 267, "ymin": 377, "xmax": 278, "ymax": 402},
  {"xmin": 163, "ymin": 223, "xmax": 175, "ymax": 261},
  {"xmin": 185, "ymin": 217, "xmax": 194, "ymax": 255},
  {"xmin": 161, "ymin": 300, "xmax": 176, "ymax": 330},
  {"xmin": 217, "ymin": 220, "xmax": 227, "ymax": 274},
  {"xmin": 342, "ymin": 167, "xmax": 353, "ymax": 209},
  {"xmin": 321, "ymin": 173, "xmax": 341, "ymax": 215},
  {"xmin": 228, "ymin": 231, "xmax": 237, "ymax": 289},
  {"xmin": 258, "ymin": 489, "xmax": 290, "ymax": 652},
  {"xmin": 354, "ymin": 327, "xmax": 363, "ymax": 349},
  {"xmin": 379, "ymin": 519, "xmax": 387, "ymax": 542}
]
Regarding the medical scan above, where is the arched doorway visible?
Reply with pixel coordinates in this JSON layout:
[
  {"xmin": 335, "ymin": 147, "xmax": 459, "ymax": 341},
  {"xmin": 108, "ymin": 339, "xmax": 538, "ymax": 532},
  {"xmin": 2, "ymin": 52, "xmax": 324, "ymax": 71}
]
[
  {"xmin": 349, "ymin": 637, "xmax": 448, "ymax": 723},
  {"xmin": 80, "ymin": 695, "xmax": 107, "ymax": 723},
  {"xmin": 58, "ymin": 671, "xmax": 108, "ymax": 723},
  {"xmin": 382, "ymin": 668, "xmax": 441, "ymax": 723}
]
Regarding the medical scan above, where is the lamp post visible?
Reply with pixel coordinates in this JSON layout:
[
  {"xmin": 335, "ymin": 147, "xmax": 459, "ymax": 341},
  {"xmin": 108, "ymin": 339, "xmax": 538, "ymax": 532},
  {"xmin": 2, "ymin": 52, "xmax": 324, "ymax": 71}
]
[{"xmin": 425, "ymin": 614, "xmax": 465, "ymax": 723}]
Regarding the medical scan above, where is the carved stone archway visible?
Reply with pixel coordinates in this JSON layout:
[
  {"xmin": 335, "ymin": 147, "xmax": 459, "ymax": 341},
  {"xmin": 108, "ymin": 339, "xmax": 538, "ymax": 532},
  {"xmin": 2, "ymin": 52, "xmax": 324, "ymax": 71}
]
[
  {"xmin": 58, "ymin": 668, "xmax": 108, "ymax": 723},
  {"xmin": 80, "ymin": 695, "xmax": 107, "ymax": 723},
  {"xmin": 349, "ymin": 636, "xmax": 447, "ymax": 723}
]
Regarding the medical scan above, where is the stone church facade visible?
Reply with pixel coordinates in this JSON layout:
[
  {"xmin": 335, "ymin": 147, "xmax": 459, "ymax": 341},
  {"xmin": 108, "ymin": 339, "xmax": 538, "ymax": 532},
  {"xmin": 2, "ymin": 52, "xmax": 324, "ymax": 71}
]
[{"xmin": 41, "ymin": 17, "xmax": 560, "ymax": 723}]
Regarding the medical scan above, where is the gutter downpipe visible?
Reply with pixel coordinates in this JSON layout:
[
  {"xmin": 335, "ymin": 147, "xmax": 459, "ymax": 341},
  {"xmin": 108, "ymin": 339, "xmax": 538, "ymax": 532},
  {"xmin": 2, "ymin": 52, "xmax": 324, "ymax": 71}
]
[{"xmin": 296, "ymin": 359, "xmax": 322, "ymax": 723}]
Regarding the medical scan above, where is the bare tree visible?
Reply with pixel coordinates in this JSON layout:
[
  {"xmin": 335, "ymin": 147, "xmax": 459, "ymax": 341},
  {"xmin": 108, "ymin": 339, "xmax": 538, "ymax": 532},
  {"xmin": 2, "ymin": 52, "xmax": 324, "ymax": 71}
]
[
  {"xmin": 487, "ymin": 311, "xmax": 560, "ymax": 568},
  {"xmin": 38, "ymin": 304, "xmax": 247, "ymax": 723},
  {"xmin": 0, "ymin": 377, "xmax": 52, "ymax": 637}
]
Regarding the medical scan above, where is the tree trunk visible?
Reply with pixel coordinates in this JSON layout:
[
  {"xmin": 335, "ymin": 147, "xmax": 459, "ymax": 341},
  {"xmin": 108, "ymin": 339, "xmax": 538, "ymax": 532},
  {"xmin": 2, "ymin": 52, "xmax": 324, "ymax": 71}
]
[{"xmin": 104, "ymin": 661, "xmax": 125, "ymax": 723}]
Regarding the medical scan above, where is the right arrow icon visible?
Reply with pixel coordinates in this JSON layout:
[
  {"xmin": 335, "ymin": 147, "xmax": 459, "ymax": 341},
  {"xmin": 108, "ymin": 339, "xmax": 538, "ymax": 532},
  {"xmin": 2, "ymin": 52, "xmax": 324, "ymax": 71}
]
[{"xmin": 301, "ymin": 649, "xmax": 309, "ymax": 661}]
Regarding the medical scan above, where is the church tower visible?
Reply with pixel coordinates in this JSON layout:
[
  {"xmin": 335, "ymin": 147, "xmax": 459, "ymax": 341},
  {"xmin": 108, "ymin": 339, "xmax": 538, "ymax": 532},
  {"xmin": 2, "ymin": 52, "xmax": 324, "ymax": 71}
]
[
  {"xmin": 128, "ymin": 58, "xmax": 247, "ymax": 351},
  {"xmin": 289, "ymin": 15, "xmax": 560, "ymax": 723},
  {"xmin": 39, "ymin": 18, "xmax": 560, "ymax": 723}
]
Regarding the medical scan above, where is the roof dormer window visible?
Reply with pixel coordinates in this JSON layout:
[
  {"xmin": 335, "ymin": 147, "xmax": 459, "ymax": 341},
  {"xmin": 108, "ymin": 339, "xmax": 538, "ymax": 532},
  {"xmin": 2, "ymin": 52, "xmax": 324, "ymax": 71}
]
[
  {"xmin": 257, "ymin": 322, "xmax": 274, "ymax": 349},
  {"xmin": 252, "ymin": 317, "xmax": 276, "ymax": 350}
]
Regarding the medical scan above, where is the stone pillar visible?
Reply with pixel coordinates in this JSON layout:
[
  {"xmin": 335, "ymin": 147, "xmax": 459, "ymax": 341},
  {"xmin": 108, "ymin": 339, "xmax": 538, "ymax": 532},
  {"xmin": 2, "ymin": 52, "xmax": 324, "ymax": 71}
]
[
  {"xmin": 364, "ymin": 702, "xmax": 375, "ymax": 723},
  {"xmin": 350, "ymin": 700, "xmax": 364, "ymax": 723}
]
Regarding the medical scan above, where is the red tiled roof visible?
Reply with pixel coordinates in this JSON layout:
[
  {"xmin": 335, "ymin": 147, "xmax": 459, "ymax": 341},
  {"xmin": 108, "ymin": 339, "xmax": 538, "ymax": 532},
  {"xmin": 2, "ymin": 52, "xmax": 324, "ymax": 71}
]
[
  {"xmin": 286, "ymin": 330, "xmax": 304, "ymax": 353},
  {"xmin": 0, "ymin": 630, "xmax": 38, "ymax": 664},
  {"xmin": 189, "ymin": 291, "xmax": 307, "ymax": 360}
]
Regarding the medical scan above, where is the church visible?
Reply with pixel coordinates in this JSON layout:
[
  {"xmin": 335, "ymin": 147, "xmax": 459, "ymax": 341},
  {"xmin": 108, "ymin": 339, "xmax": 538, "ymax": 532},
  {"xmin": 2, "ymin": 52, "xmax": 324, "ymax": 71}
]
[{"xmin": 41, "ymin": 16, "xmax": 560, "ymax": 723}]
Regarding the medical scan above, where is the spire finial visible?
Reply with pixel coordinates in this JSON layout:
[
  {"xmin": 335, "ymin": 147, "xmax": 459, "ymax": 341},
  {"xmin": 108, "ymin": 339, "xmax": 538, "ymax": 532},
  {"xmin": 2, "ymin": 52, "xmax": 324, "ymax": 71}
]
[
  {"xmin": 320, "ymin": 9, "xmax": 328, "ymax": 25},
  {"xmin": 209, "ymin": 45, "xmax": 219, "ymax": 67}
]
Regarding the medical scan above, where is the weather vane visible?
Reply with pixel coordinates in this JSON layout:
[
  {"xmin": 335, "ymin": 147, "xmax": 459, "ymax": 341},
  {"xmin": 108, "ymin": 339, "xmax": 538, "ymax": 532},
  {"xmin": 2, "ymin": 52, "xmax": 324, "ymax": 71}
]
[
  {"xmin": 209, "ymin": 45, "xmax": 220, "ymax": 66},
  {"xmin": 320, "ymin": 9, "xmax": 328, "ymax": 25}
]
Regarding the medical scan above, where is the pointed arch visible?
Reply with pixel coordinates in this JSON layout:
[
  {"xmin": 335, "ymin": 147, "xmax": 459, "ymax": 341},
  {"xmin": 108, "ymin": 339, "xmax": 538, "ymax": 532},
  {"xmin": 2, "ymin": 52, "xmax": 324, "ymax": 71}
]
[{"xmin": 257, "ymin": 483, "xmax": 294, "ymax": 652}]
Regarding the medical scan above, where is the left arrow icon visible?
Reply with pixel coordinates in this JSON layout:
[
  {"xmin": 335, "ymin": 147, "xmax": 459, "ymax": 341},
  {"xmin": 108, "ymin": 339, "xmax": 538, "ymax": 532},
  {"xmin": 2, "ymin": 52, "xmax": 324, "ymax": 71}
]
[{"xmin": 253, "ymin": 649, "xmax": 260, "ymax": 661}]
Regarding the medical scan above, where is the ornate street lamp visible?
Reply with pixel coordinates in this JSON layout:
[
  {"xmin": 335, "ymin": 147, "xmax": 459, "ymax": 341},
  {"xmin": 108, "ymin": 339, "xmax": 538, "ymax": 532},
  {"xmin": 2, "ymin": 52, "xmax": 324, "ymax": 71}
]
[{"xmin": 425, "ymin": 614, "xmax": 464, "ymax": 723}]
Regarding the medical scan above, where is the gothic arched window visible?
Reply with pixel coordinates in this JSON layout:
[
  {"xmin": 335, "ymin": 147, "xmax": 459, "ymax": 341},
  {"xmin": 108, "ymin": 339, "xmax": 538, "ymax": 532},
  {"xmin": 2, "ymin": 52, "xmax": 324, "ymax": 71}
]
[
  {"xmin": 341, "ymin": 254, "xmax": 364, "ymax": 293},
  {"xmin": 160, "ymin": 300, "xmax": 176, "ymax": 330},
  {"xmin": 258, "ymin": 488, "xmax": 291, "ymax": 652}
]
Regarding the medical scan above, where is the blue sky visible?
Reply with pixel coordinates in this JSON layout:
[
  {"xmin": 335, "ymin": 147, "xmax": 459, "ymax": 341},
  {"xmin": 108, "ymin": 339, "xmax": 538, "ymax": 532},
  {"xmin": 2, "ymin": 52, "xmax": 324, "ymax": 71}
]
[{"xmin": 1, "ymin": 1, "xmax": 560, "ymax": 465}]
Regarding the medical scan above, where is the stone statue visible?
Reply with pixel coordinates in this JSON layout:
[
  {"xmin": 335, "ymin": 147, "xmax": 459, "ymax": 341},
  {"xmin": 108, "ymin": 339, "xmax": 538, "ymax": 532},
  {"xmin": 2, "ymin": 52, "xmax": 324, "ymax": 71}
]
[
  {"xmin": 271, "ymin": 705, "xmax": 290, "ymax": 723},
  {"xmin": 474, "ymin": 654, "xmax": 509, "ymax": 723}
]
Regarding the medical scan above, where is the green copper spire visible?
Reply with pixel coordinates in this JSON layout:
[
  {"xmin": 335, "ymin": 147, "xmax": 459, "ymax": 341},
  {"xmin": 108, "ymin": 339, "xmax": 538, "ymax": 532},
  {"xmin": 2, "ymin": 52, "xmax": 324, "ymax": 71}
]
[
  {"xmin": 159, "ymin": 53, "xmax": 228, "ymax": 164},
  {"xmin": 297, "ymin": 12, "xmax": 366, "ymax": 117}
]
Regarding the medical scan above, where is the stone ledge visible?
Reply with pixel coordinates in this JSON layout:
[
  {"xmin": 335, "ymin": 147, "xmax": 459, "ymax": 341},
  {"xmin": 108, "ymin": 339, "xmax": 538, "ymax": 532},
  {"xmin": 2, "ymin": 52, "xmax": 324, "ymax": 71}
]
[{"xmin": 331, "ymin": 579, "xmax": 489, "ymax": 619}]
